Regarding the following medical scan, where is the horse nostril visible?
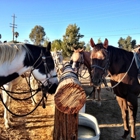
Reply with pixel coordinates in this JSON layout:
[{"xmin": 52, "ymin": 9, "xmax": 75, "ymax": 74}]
[{"xmin": 92, "ymin": 77, "xmax": 101, "ymax": 86}]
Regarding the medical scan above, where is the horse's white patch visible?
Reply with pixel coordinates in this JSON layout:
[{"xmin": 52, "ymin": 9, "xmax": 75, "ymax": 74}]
[
  {"xmin": 0, "ymin": 50, "xmax": 26, "ymax": 76},
  {"xmin": 32, "ymin": 69, "xmax": 58, "ymax": 86}
]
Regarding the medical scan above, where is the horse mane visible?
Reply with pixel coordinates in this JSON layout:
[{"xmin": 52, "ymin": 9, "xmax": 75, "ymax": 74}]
[
  {"xmin": 107, "ymin": 45, "xmax": 133, "ymax": 58},
  {"xmin": 0, "ymin": 43, "xmax": 31, "ymax": 65}
]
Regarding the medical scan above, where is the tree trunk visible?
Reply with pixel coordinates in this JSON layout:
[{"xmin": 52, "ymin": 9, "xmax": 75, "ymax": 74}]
[{"xmin": 53, "ymin": 65, "xmax": 86, "ymax": 140}]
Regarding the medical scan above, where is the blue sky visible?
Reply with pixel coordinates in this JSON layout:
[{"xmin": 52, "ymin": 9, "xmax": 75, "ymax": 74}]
[{"xmin": 0, "ymin": 0, "xmax": 140, "ymax": 47}]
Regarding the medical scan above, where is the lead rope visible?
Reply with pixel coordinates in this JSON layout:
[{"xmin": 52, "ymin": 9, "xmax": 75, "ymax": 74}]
[{"xmin": 104, "ymin": 54, "xmax": 135, "ymax": 90}]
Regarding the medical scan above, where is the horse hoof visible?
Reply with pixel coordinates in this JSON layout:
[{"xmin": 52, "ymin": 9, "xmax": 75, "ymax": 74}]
[
  {"xmin": 121, "ymin": 130, "xmax": 129, "ymax": 139},
  {"xmin": 5, "ymin": 124, "xmax": 10, "ymax": 129}
]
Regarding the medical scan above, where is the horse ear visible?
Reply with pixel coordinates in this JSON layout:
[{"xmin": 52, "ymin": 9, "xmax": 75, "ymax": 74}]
[
  {"xmin": 90, "ymin": 38, "xmax": 95, "ymax": 48},
  {"xmin": 46, "ymin": 42, "xmax": 51, "ymax": 51},
  {"xmin": 103, "ymin": 38, "xmax": 108, "ymax": 49}
]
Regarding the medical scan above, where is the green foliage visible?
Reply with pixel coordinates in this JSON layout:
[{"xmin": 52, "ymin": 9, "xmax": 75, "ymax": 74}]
[
  {"xmin": 29, "ymin": 25, "xmax": 46, "ymax": 45},
  {"xmin": 118, "ymin": 36, "xmax": 136, "ymax": 51},
  {"xmin": 0, "ymin": 34, "xmax": 1, "ymax": 39},
  {"xmin": 51, "ymin": 39, "xmax": 63, "ymax": 51},
  {"xmin": 98, "ymin": 38, "xmax": 102, "ymax": 43},
  {"xmin": 63, "ymin": 24, "xmax": 84, "ymax": 56},
  {"xmin": 43, "ymin": 37, "xmax": 50, "ymax": 47},
  {"xmin": 85, "ymin": 43, "xmax": 91, "ymax": 52}
]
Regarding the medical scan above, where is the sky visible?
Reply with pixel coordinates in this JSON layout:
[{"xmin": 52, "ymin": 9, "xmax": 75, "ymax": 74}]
[{"xmin": 0, "ymin": 0, "xmax": 140, "ymax": 47}]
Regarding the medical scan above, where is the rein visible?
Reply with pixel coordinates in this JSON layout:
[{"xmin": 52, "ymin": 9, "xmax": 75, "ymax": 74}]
[
  {"xmin": 0, "ymin": 93, "xmax": 44, "ymax": 117},
  {"xmin": 0, "ymin": 49, "xmax": 57, "ymax": 117},
  {"xmin": 109, "ymin": 54, "xmax": 135, "ymax": 89},
  {"xmin": 100, "ymin": 52, "xmax": 135, "ymax": 90},
  {"xmin": 91, "ymin": 49, "xmax": 135, "ymax": 90}
]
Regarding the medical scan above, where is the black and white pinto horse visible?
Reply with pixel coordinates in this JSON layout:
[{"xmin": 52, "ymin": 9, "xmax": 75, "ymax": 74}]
[{"xmin": 0, "ymin": 42, "xmax": 58, "ymax": 128}]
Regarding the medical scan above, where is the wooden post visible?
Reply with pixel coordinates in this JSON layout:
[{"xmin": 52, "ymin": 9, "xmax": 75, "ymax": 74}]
[{"xmin": 53, "ymin": 64, "xmax": 86, "ymax": 140}]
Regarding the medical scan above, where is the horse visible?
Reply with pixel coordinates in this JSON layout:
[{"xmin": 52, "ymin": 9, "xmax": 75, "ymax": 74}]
[
  {"xmin": 0, "ymin": 42, "xmax": 58, "ymax": 128},
  {"xmin": 90, "ymin": 38, "xmax": 140, "ymax": 140},
  {"xmin": 51, "ymin": 49, "xmax": 64, "ymax": 75},
  {"xmin": 70, "ymin": 48, "xmax": 108, "ymax": 106}
]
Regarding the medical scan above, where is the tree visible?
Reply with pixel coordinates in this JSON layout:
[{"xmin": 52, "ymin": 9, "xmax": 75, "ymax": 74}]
[
  {"xmin": 43, "ymin": 37, "xmax": 50, "ymax": 47},
  {"xmin": 98, "ymin": 38, "xmax": 102, "ymax": 43},
  {"xmin": 29, "ymin": 25, "xmax": 46, "ymax": 45},
  {"xmin": 63, "ymin": 24, "xmax": 84, "ymax": 56},
  {"xmin": 52, "ymin": 39, "xmax": 63, "ymax": 51},
  {"xmin": 118, "ymin": 36, "xmax": 136, "ymax": 51},
  {"xmin": 14, "ymin": 32, "xmax": 19, "ymax": 41},
  {"xmin": 85, "ymin": 43, "xmax": 91, "ymax": 52}
]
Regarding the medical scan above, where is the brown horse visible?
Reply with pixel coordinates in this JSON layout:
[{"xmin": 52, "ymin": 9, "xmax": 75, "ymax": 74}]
[
  {"xmin": 70, "ymin": 48, "xmax": 108, "ymax": 106},
  {"xmin": 90, "ymin": 38, "xmax": 140, "ymax": 140}
]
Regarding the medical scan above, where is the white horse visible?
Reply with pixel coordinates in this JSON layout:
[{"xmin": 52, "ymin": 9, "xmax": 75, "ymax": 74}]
[{"xmin": 51, "ymin": 49, "xmax": 64, "ymax": 75}]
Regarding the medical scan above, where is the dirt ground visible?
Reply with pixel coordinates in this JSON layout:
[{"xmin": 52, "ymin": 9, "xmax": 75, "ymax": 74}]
[{"xmin": 0, "ymin": 70, "xmax": 140, "ymax": 140}]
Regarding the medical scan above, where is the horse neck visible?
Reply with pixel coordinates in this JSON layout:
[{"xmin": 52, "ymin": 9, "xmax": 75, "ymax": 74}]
[
  {"xmin": 83, "ymin": 51, "xmax": 91, "ymax": 71},
  {"xmin": 108, "ymin": 46, "xmax": 135, "ymax": 75}
]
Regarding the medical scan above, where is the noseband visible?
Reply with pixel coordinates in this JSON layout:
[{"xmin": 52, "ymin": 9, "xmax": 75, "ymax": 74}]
[
  {"xmin": 31, "ymin": 49, "xmax": 57, "ymax": 85},
  {"xmin": 91, "ymin": 49, "xmax": 110, "ymax": 82}
]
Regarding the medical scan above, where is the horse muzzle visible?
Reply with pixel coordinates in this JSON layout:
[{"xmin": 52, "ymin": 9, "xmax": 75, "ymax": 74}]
[
  {"xmin": 91, "ymin": 77, "xmax": 102, "ymax": 87},
  {"xmin": 48, "ymin": 83, "xmax": 58, "ymax": 94}
]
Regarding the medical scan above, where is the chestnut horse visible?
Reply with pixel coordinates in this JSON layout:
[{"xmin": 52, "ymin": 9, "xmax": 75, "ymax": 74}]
[
  {"xmin": 90, "ymin": 38, "xmax": 140, "ymax": 140},
  {"xmin": 70, "ymin": 49, "xmax": 108, "ymax": 106}
]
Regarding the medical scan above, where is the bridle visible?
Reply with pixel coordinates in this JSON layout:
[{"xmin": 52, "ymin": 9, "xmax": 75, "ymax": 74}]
[
  {"xmin": 91, "ymin": 48, "xmax": 135, "ymax": 89},
  {"xmin": 32, "ymin": 49, "xmax": 57, "ymax": 84},
  {"xmin": 90, "ymin": 49, "xmax": 110, "ymax": 85},
  {"xmin": 0, "ymin": 49, "xmax": 58, "ymax": 117}
]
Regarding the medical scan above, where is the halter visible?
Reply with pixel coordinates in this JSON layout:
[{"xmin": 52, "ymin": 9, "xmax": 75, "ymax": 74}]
[
  {"xmin": 91, "ymin": 48, "xmax": 135, "ymax": 90},
  {"xmin": 33, "ymin": 49, "xmax": 57, "ymax": 80},
  {"xmin": 33, "ymin": 49, "xmax": 57, "ymax": 108},
  {"xmin": 91, "ymin": 49, "xmax": 110, "ymax": 77}
]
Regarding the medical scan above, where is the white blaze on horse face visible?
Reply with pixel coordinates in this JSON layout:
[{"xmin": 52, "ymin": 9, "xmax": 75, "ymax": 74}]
[
  {"xmin": 72, "ymin": 62, "xmax": 77, "ymax": 69},
  {"xmin": 32, "ymin": 69, "xmax": 58, "ymax": 86},
  {"xmin": 72, "ymin": 52, "xmax": 80, "ymax": 62}
]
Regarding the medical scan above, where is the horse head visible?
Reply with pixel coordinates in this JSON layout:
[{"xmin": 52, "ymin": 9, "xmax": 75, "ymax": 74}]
[
  {"xmin": 90, "ymin": 38, "xmax": 109, "ymax": 87},
  {"xmin": 70, "ymin": 48, "xmax": 84, "ymax": 72},
  {"xmin": 27, "ymin": 42, "xmax": 58, "ymax": 94}
]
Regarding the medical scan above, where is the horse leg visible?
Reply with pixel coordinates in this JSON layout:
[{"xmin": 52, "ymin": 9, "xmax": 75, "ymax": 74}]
[
  {"xmin": 97, "ymin": 86, "xmax": 101, "ymax": 106},
  {"xmin": 126, "ymin": 93, "xmax": 138, "ymax": 140},
  {"xmin": 97, "ymin": 86, "xmax": 101, "ymax": 101},
  {"xmin": 2, "ymin": 82, "xmax": 12, "ymax": 128},
  {"xmin": 116, "ymin": 96, "xmax": 130, "ymax": 139},
  {"xmin": 92, "ymin": 87, "xmax": 96, "ymax": 100},
  {"xmin": 30, "ymin": 76, "xmax": 38, "ymax": 106}
]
